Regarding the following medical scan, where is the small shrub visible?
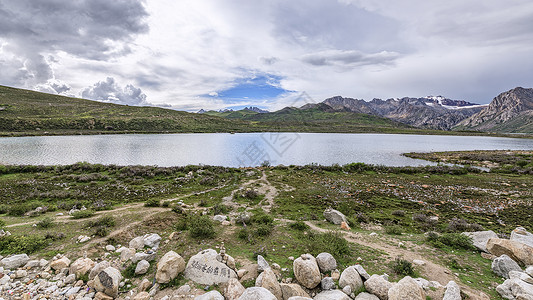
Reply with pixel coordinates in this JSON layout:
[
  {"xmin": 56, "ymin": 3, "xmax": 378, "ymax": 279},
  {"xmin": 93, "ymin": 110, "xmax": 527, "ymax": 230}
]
[
  {"xmin": 254, "ymin": 224, "xmax": 274, "ymax": 237},
  {"xmin": 44, "ymin": 232, "xmax": 65, "ymax": 241},
  {"xmin": 213, "ymin": 203, "xmax": 230, "ymax": 215},
  {"xmin": 161, "ymin": 201, "xmax": 170, "ymax": 208},
  {"xmin": 0, "ymin": 205, "xmax": 8, "ymax": 214},
  {"xmin": 356, "ymin": 212, "xmax": 369, "ymax": 223},
  {"xmin": 172, "ymin": 205, "xmax": 184, "ymax": 214},
  {"xmin": 253, "ymin": 247, "xmax": 267, "ymax": 259},
  {"xmin": 251, "ymin": 212, "xmax": 273, "ymax": 225},
  {"xmin": 0, "ymin": 235, "xmax": 48, "ymax": 255},
  {"xmin": 144, "ymin": 199, "xmax": 160, "ymax": 207},
  {"xmin": 238, "ymin": 227, "xmax": 250, "ymax": 241},
  {"xmin": 385, "ymin": 225, "xmax": 403, "ymax": 235},
  {"xmin": 87, "ymin": 215, "xmax": 116, "ymax": 228},
  {"xmin": 122, "ymin": 263, "xmax": 137, "ymax": 279},
  {"xmin": 71, "ymin": 210, "xmax": 95, "ymax": 219},
  {"xmin": 0, "ymin": 219, "xmax": 5, "ymax": 229},
  {"xmin": 36, "ymin": 217, "xmax": 54, "ymax": 229},
  {"xmin": 243, "ymin": 189, "xmax": 259, "ymax": 199},
  {"xmin": 8, "ymin": 204, "xmax": 31, "ymax": 216},
  {"xmin": 412, "ymin": 213, "xmax": 428, "ymax": 223},
  {"xmin": 392, "ymin": 210, "xmax": 405, "ymax": 217},
  {"xmin": 188, "ymin": 215, "xmax": 216, "ymax": 239},
  {"xmin": 306, "ymin": 231, "xmax": 351, "ymax": 258},
  {"xmin": 175, "ymin": 215, "xmax": 189, "ymax": 231},
  {"xmin": 391, "ymin": 257, "xmax": 415, "ymax": 276},
  {"xmin": 439, "ymin": 233, "xmax": 474, "ymax": 250},
  {"xmin": 94, "ymin": 226, "xmax": 110, "ymax": 237},
  {"xmin": 289, "ymin": 221, "xmax": 309, "ymax": 231},
  {"xmin": 446, "ymin": 218, "xmax": 470, "ymax": 232}
]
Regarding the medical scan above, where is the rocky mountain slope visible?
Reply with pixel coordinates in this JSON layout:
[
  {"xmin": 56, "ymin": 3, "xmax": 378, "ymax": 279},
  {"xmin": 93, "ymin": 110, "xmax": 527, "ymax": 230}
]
[{"xmin": 456, "ymin": 87, "xmax": 533, "ymax": 133}]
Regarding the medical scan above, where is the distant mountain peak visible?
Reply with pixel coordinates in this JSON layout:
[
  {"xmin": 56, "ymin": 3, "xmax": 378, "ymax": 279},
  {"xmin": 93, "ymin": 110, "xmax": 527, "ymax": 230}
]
[{"xmin": 243, "ymin": 106, "xmax": 269, "ymax": 113}]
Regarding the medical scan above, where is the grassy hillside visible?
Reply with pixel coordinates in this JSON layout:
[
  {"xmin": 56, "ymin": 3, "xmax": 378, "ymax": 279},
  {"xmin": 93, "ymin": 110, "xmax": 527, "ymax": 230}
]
[{"xmin": 0, "ymin": 85, "xmax": 250, "ymax": 135}]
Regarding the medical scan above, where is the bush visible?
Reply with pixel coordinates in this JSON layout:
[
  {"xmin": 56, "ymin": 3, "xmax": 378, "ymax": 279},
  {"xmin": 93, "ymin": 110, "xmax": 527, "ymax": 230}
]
[
  {"xmin": 254, "ymin": 224, "xmax": 274, "ymax": 237},
  {"xmin": 7, "ymin": 204, "xmax": 31, "ymax": 216},
  {"xmin": 289, "ymin": 221, "xmax": 309, "ymax": 231},
  {"xmin": 36, "ymin": 217, "xmax": 54, "ymax": 229},
  {"xmin": 0, "ymin": 219, "xmax": 5, "ymax": 229},
  {"xmin": 0, "ymin": 235, "xmax": 48, "ymax": 255},
  {"xmin": 251, "ymin": 211, "xmax": 273, "ymax": 225},
  {"xmin": 188, "ymin": 215, "xmax": 216, "ymax": 239},
  {"xmin": 385, "ymin": 225, "xmax": 403, "ymax": 235},
  {"xmin": 144, "ymin": 199, "xmax": 160, "ymax": 207},
  {"xmin": 412, "ymin": 213, "xmax": 428, "ymax": 223},
  {"xmin": 446, "ymin": 218, "xmax": 471, "ymax": 232},
  {"xmin": 0, "ymin": 205, "xmax": 8, "ymax": 214},
  {"xmin": 392, "ymin": 210, "xmax": 405, "ymax": 217},
  {"xmin": 243, "ymin": 189, "xmax": 259, "ymax": 199},
  {"xmin": 438, "ymin": 233, "xmax": 474, "ymax": 250},
  {"xmin": 305, "ymin": 231, "xmax": 351, "ymax": 258},
  {"xmin": 238, "ymin": 227, "xmax": 250, "ymax": 241},
  {"xmin": 71, "ymin": 210, "xmax": 95, "ymax": 219},
  {"xmin": 391, "ymin": 257, "xmax": 415, "ymax": 276},
  {"xmin": 94, "ymin": 226, "xmax": 110, "ymax": 237},
  {"xmin": 356, "ymin": 212, "xmax": 370, "ymax": 223},
  {"xmin": 213, "ymin": 203, "xmax": 230, "ymax": 215},
  {"xmin": 172, "ymin": 205, "xmax": 185, "ymax": 214}
]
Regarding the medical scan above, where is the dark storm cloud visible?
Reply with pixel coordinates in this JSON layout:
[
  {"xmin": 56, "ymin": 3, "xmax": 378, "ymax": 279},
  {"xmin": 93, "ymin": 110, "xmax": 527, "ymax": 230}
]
[
  {"xmin": 81, "ymin": 77, "xmax": 149, "ymax": 106},
  {"xmin": 0, "ymin": 0, "xmax": 148, "ymax": 86}
]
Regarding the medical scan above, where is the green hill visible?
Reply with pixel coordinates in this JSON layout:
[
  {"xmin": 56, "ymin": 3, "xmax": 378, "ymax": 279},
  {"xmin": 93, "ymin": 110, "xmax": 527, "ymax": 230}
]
[{"xmin": 0, "ymin": 85, "xmax": 249, "ymax": 135}]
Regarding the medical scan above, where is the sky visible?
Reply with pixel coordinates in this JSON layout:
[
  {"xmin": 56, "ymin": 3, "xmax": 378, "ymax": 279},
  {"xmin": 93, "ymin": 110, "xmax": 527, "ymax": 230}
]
[{"xmin": 1, "ymin": 0, "xmax": 532, "ymax": 112}]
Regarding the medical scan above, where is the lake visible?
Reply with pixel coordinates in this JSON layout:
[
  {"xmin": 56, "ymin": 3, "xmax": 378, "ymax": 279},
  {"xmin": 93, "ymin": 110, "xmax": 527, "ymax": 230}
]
[{"xmin": 0, "ymin": 133, "xmax": 532, "ymax": 167}]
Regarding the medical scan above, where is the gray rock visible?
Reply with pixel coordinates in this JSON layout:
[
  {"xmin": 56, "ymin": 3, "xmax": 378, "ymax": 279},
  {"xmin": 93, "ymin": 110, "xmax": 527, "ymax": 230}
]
[
  {"xmin": 177, "ymin": 284, "xmax": 192, "ymax": 294},
  {"xmin": 120, "ymin": 248, "xmax": 136, "ymax": 262},
  {"xmin": 89, "ymin": 261, "xmax": 110, "ymax": 280},
  {"xmin": 94, "ymin": 267, "xmax": 122, "ymax": 298},
  {"xmin": 65, "ymin": 286, "xmax": 81, "ymax": 297},
  {"xmin": 213, "ymin": 215, "xmax": 227, "ymax": 222},
  {"xmin": 293, "ymin": 254, "xmax": 321, "ymax": 289},
  {"xmin": 156, "ymin": 251, "xmax": 185, "ymax": 284},
  {"xmin": 135, "ymin": 260, "xmax": 150, "ymax": 275},
  {"xmin": 23, "ymin": 260, "xmax": 40, "ymax": 269},
  {"xmin": 364, "ymin": 274, "xmax": 393, "ymax": 300},
  {"xmin": 224, "ymin": 278, "xmax": 245, "ymax": 300},
  {"xmin": 321, "ymin": 277, "xmax": 335, "ymax": 290},
  {"xmin": 339, "ymin": 266, "xmax": 363, "ymax": 294},
  {"xmin": 354, "ymin": 293, "xmax": 380, "ymax": 300},
  {"xmin": 354, "ymin": 265, "xmax": 370, "ymax": 281},
  {"xmin": 255, "ymin": 268, "xmax": 282, "ymax": 300},
  {"xmin": 69, "ymin": 257, "xmax": 95, "ymax": 278},
  {"xmin": 287, "ymin": 297, "xmax": 313, "ymax": 300},
  {"xmin": 323, "ymin": 208, "xmax": 347, "ymax": 225},
  {"xmin": 388, "ymin": 276, "xmax": 425, "ymax": 300},
  {"xmin": 442, "ymin": 281, "xmax": 461, "ymax": 300},
  {"xmin": 316, "ymin": 253, "xmax": 337, "ymax": 273},
  {"xmin": 64, "ymin": 273, "xmax": 76, "ymax": 284},
  {"xmin": 143, "ymin": 233, "xmax": 162, "ymax": 249},
  {"xmin": 314, "ymin": 290, "xmax": 351, "ymax": 300},
  {"xmin": 520, "ymin": 273, "xmax": 533, "ymax": 285},
  {"xmin": 131, "ymin": 251, "xmax": 157, "ymax": 263},
  {"xmin": 129, "ymin": 236, "xmax": 145, "ymax": 250},
  {"xmin": 1, "ymin": 254, "xmax": 30, "ymax": 269},
  {"xmin": 105, "ymin": 245, "xmax": 116, "ymax": 252},
  {"xmin": 184, "ymin": 249, "xmax": 237, "ymax": 285},
  {"xmin": 511, "ymin": 227, "xmax": 533, "ymax": 248},
  {"xmin": 280, "ymin": 283, "xmax": 310, "ymax": 300},
  {"xmin": 195, "ymin": 290, "xmax": 225, "ymax": 300},
  {"xmin": 238, "ymin": 287, "xmax": 277, "ymax": 300},
  {"xmin": 257, "ymin": 255, "xmax": 270, "ymax": 272},
  {"xmin": 497, "ymin": 277, "xmax": 533, "ymax": 299},
  {"xmin": 462, "ymin": 231, "xmax": 498, "ymax": 253},
  {"xmin": 492, "ymin": 254, "xmax": 522, "ymax": 279}
]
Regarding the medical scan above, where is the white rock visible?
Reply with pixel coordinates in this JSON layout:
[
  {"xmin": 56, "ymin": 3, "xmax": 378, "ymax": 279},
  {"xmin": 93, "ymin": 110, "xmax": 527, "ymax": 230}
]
[
  {"xmin": 135, "ymin": 260, "xmax": 150, "ymax": 275},
  {"xmin": 339, "ymin": 266, "xmax": 363, "ymax": 293},
  {"xmin": 462, "ymin": 231, "xmax": 498, "ymax": 253},
  {"xmin": 511, "ymin": 227, "xmax": 533, "ymax": 248},
  {"xmin": 293, "ymin": 254, "xmax": 321, "ymax": 289},
  {"xmin": 492, "ymin": 254, "xmax": 522, "ymax": 279},
  {"xmin": 213, "ymin": 215, "xmax": 227, "ymax": 222},
  {"xmin": 316, "ymin": 253, "xmax": 337, "ymax": 273},
  {"xmin": 105, "ymin": 245, "xmax": 116, "ymax": 252},
  {"xmin": 143, "ymin": 233, "xmax": 161, "ymax": 249},
  {"xmin": 443, "ymin": 281, "xmax": 461, "ymax": 300},
  {"xmin": 257, "ymin": 255, "xmax": 270, "ymax": 273},
  {"xmin": 129, "ymin": 236, "xmax": 145, "ymax": 250},
  {"xmin": 93, "ymin": 267, "xmax": 122, "ymax": 298},
  {"xmin": 315, "ymin": 290, "xmax": 351, "ymax": 300},
  {"xmin": 224, "ymin": 278, "xmax": 245, "ymax": 300},
  {"xmin": 237, "ymin": 287, "xmax": 277, "ymax": 300},
  {"xmin": 323, "ymin": 208, "xmax": 347, "ymax": 225},
  {"xmin": 195, "ymin": 290, "xmax": 224, "ymax": 300},
  {"xmin": 156, "ymin": 251, "xmax": 185, "ymax": 284},
  {"xmin": 388, "ymin": 276, "xmax": 425, "ymax": 300},
  {"xmin": 412, "ymin": 260, "xmax": 426, "ymax": 266},
  {"xmin": 354, "ymin": 293, "xmax": 380, "ymax": 300},
  {"xmin": 1, "ymin": 254, "xmax": 30, "ymax": 269},
  {"xmin": 364, "ymin": 274, "xmax": 393, "ymax": 300}
]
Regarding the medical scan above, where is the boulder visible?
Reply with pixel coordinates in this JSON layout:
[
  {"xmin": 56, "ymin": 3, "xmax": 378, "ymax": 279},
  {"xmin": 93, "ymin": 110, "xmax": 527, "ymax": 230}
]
[
  {"xmin": 388, "ymin": 276, "xmax": 425, "ymax": 300},
  {"xmin": 442, "ymin": 281, "xmax": 461, "ymax": 300},
  {"xmin": 213, "ymin": 215, "xmax": 227, "ymax": 222},
  {"xmin": 184, "ymin": 249, "xmax": 237, "ymax": 285},
  {"xmin": 224, "ymin": 278, "xmax": 245, "ymax": 300},
  {"xmin": 120, "ymin": 248, "xmax": 136, "ymax": 262},
  {"xmin": 89, "ymin": 261, "xmax": 110, "ymax": 280},
  {"xmin": 293, "ymin": 254, "xmax": 321, "ymax": 289},
  {"xmin": 354, "ymin": 265, "xmax": 371, "ymax": 281},
  {"xmin": 131, "ymin": 251, "xmax": 157, "ymax": 263},
  {"xmin": 492, "ymin": 254, "xmax": 522, "ymax": 279},
  {"xmin": 527, "ymin": 266, "xmax": 533, "ymax": 278},
  {"xmin": 1, "ymin": 254, "xmax": 30, "ymax": 269},
  {"xmin": 257, "ymin": 255, "xmax": 270, "ymax": 272},
  {"xmin": 487, "ymin": 238, "xmax": 533, "ymax": 265},
  {"xmin": 139, "ymin": 278, "xmax": 152, "ymax": 291},
  {"xmin": 316, "ymin": 253, "xmax": 337, "ymax": 273},
  {"xmin": 355, "ymin": 293, "xmax": 380, "ymax": 300},
  {"xmin": 129, "ymin": 236, "xmax": 145, "ymax": 250},
  {"xmin": 339, "ymin": 266, "xmax": 364, "ymax": 294},
  {"xmin": 497, "ymin": 277, "xmax": 533, "ymax": 299},
  {"xmin": 69, "ymin": 257, "xmax": 95, "ymax": 278},
  {"xmin": 94, "ymin": 267, "xmax": 122, "ymax": 298},
  {"xmin": 462, "ymin": 231, "xmax": 498, "ymax": 253},
  {"xmin": 320, "ymin": 277, "xmax": 335, "ymax": 291},
  {"xmin": 287, "ymin": 297, "xmax": 312, "ymax": 300},
  {"xmin": 280, "ymin": 283, "xmax": 310, "ymax": 300},
  {"xmin": 364, "ymin": 274, "xmax": 393, "ymax": 300},
  {"xmin": 256, "ymin": 268, "xmax": 282, "ymax": 300},
  {"xmin": 511, "ymin": 227, "xmax": 533, "ymax": 248},
  {"xmin": 50, "ymin": 256, "xmax": 71, "ymax": 271},
  {"xmin": 323, "ymin": 208, "xmax": 347, "ymax": 225},
  {"xmin": 105, "ymin": 245, "xmax": 116, "ymax": 252},
  {"xmin": 195, "ymin": 291, "xmax": 225, "ymax": 300},
  {"xmin": 156, "ymin": 251, "xmax": 186, "ymax": 284},
  {"xmin": 238, "ymin": 287, "xmax": 277, "ymax": 300},
  {"xmin": 143, "ymin": 233, "xmax": 162, "ymax": 249},
  {"xmin": 133, "ymin": 292, "xmax": 150, "ymax": 300},
  {"xmin": 314, "ymin": 290, "xmax": 351, "ymax": 300},
  {"xmin": 135, "ymin": 260, "xmax": 150, "ymax": 275}
]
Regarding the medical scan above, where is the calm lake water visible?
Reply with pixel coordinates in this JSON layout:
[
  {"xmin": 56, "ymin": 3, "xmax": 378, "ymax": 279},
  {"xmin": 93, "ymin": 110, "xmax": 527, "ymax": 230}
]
[{"xmin": 0, "ymin": 133, "xmax": 532, "ymax": 167}]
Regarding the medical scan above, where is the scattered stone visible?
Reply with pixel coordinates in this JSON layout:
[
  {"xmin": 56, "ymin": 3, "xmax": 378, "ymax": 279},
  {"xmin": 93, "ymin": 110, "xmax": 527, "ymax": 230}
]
[
  {"xmin": 497, "ymin": 277, "xmax": 533, "ymax": 299},
  {"xmin": 339, "ymin": 266, "xmax": 364, "ymax": 294},
  {"xmin": 64, "ymin": 273, "xmax": 76, "ymax": 284},
  {"xmin": 50, "ymin": 256, "xmax": 71, "ymax": 271},
  {"xmin": 131, "ymin": 251, "xmax": 157, "ymax": 263},
  {"xmin": 105, "ymin": 245, "xmax": 116, "ymax": 252},
  {"xmin": 316, "ymin": 253, "xmax": 337, "ymax": 273},
  {"xmin": 185, "ymin": 249, "xmax": 237, "ymax": 285},
  {"xmin": 492, "ymin": 254, "xmax": 522, "ymax": 279},
  {"xmin": 462, "ymin": 231, "xmax": 498, "ymax": 253},
  {"xmin": 314, "ymin": 289, "xmax": 351, "ymax": 300},
  {"xmin": 94, "ymin": 267, "xmax": 122, "ymax": 298},
  {"xmin": 213, "ymin": 215, "xmax": 227, "ymax": 222},
  {"xmin": 143, "ymin": 233, "xmax": 162, "ymax": 249},
  {"xmin": 139, "ymin": 278, "xmax": 152, "ymax": 291},
  {"xmin": 224, "ymin": 278, "xmax": 245, "ymax": 300},
  {"xmin": 412, "ymin": 260, "xmax": 426, "ymax": 266},
  {"xmin": 156, "ymin": 251, "xmax": 186, "ymax": 283},
  {"xmin": 120, "ymin": 248, "xmax": 136, "ymax": 262},
  {"xmin": 355, "ymin": 293, "xmax": 380, "ymax": 300},
  {"xmin": 195, "ymin": 290, "xmax": 225, "ymax": 300},
  {"xmin": 323, "ymin": 208, "xmax": 347, "ymax": 225},
  {"xmin": 1, "ymin": 254, "xmax": 30, "ymax": 269},
  {"xmin": 23, "ymin": 259, "xmax": 40, "ymax": 268},
  {"xmin": 480, "ymin": 252, "xmax": 496, "ymax": 260},
  {"xmin": 256, "ymin": 268, "xmax": 282, "ymax": 300},
  {"xmin": 90, "ymin": 261, "xmax": 111, "ymax": 280},
  {"xmin": 321, "ymin": 277, "xmax": 335, "ymax": 290},
  {"xmin": 388, "ymin": 276, "xmax": 425, "ymax": 300},
  {"xmin": 129, "ymin": 236, "xmax": 145, "ymax": 250},
  {"xmin": 133, "ymin": 292, "xmax": 150, "ymax": 300},
  {"xmin": 135, "ymin": 260, "xmax": 150, "ymax": 275},
  {"xmin": 331, "ymin": 269, "xmax": 340, "ymax": 281},
  {"xmin": 280, "ymin": 283, "xmax": 310, "ymax": 299},
  {"xmin": 257, "ymin": 255, "xmax": 270, "ymax": 272},
  {"xmin": 238, "ymin": 287, "xmax": 277, "ymax": 300},
  {"xmin": 293, "ymin": 254, "xmax": 321, "ymax": 289},
  {"xmin": 511, "ymin": 227, "xmax": 533, "ymax": 248},
  {"xmin": 70, "ymin": 257, "xmax": 95, "ymax": 278},
  {"xmin": 354, "ymin": 265, "xmax": 371, "ymax": 281},
  {"xmin": 237, "ymin": 269, "xmax": 248, "ymax": 279},
  {"xmin": 77, "ymin": 235, "xmax": 91, "ymax": 243},
  {"xmin": 364, "ymin": 274, "xmax": 393, "ymax": 300},
  {"xmin": 487, "ymin": 238, "xmax": 533, "ymax": 265},
  {"xmin": 443, "ymin": 281, "xmax": 461, "ymax": 300}
]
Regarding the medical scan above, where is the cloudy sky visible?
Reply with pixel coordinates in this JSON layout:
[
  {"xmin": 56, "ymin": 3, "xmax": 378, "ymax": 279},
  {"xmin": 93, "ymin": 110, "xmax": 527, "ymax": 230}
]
[{"xmin": 1, "ymin": 0, "xmax": 532, "ymax": 111}]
